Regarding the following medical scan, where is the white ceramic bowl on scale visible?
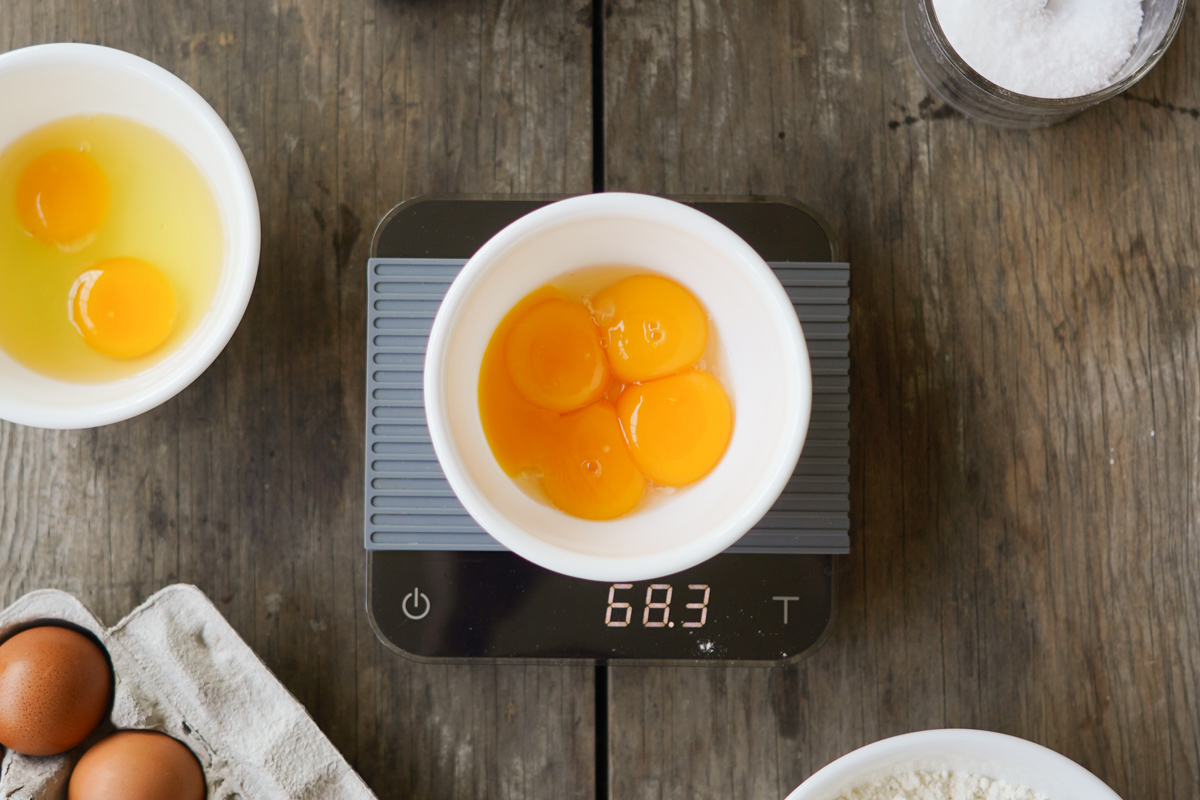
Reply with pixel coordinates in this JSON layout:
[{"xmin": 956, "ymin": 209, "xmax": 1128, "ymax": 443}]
[
  {"xmin": 0, "ymin": 43, "xmax": 260, "ymax": 429},
  {"xmin": 424, "ymin": 192, "xmax": 812, "ymax": 582},
  {"xmin": 785, "ymin": 729, "xmax": 1123, "ymax": 800}
]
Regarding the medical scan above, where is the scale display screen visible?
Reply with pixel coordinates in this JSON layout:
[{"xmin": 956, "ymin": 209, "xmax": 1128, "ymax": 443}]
[{"xmin": 369, "ymin": 550, "xmax": 834, "ymax": 662}]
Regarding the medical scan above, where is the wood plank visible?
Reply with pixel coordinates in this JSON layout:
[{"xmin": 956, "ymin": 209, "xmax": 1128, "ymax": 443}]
[
  {"xmin": 0, "ymin": 2, "xmax": 595, "ymax": 799},
  {"xmin": 604, "ymin": 1, "xmax": 1200, "ymax": 798}
]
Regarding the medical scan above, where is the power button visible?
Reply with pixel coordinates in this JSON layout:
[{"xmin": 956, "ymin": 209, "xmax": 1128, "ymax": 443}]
[{"xmin": 402, "ymin": 587, "xmax": 431, "ymax": 620}]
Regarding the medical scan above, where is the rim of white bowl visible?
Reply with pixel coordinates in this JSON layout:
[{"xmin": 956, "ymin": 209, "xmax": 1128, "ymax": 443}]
[
  {"xmin": 0, "ymin": 43, "xmax": 260, "ymax": 430},
  {"xmin": 786, "ymin": 729, "xmax": 1123, "ymax": 800},
  {"xmin": 424, "ymin": 192, "xmax": 811, "ymax": 582}
]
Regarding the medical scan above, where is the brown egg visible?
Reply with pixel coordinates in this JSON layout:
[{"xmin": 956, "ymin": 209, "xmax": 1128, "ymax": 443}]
[
  {"xmin": 0, "ymin": 625, "xmax": 112, "ymax": 755},
  {"xmin": 69, "ymin": 731, "xmax": 205, "ymax": 800}
]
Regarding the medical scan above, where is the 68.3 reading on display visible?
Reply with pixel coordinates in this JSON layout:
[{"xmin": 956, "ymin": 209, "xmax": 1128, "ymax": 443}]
[{"xmin": 604, "ymin": 583, "xmax": 710, "ymax": 628}]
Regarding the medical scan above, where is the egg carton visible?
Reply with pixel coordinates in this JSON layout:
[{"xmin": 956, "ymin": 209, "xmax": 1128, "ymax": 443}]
[{"xmin": 0, "ymin": 585, "xmax": 377, "ymax": 800}]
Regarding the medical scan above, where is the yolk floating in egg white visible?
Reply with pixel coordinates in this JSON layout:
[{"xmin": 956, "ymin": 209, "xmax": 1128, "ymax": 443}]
[
  {"xmin": 69, "ymin": 257, "xmax": 178, "ymax": 359},
  {"xmin": 505, "ymin": 297, "xmax": 610, "ymax": 412},
  {"xmin": 591, "ymin": 274, "xmax": 708, "ymax": 382},
  {"xmin": 0, "ymin": 115, "xmax": 223, "ymax": 382},
  {"xmin": 617, "ymin": 371, "xmax": 732, "ymax": 487},
  {"xmin": 15, "ymin": 149, "xmax": 109, "ymax": 246},
  {"xmin": 479, "ymin": 272, "xmax": 733, "ymax": 521}
]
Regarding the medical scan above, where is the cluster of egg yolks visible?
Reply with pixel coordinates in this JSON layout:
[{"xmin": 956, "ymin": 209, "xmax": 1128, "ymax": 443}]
[
  {"xmin": 480, "ymin": 275, "xmax": 732, "ymax": 520},
  {"xmin": 14, "ymin": 150, "xmax": 177, "ymax": 360}
]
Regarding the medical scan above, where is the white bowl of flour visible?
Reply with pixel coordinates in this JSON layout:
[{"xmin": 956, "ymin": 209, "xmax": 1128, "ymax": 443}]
[{"xmin": 784, "ymin": 729, "xmax": 1122, "ymax": 800}]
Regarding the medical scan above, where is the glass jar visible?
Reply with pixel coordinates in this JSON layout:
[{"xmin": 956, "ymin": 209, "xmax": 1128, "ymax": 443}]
[{"xmin": 903, "ymin": 0, "xmax": 1188, "ymax": 127}]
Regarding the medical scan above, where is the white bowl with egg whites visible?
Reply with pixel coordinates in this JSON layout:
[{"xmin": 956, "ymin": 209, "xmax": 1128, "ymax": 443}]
[
  {"xmin": 424, "ymin": 192, "xmax": 811, "ymax": 582},
  {"xmin": 0, "ymin": 43, "xmax": 259, "ymax": 429},
  {"xmin": 784, "ymin": 729, "xmax": 1123, "ymax": 800}
]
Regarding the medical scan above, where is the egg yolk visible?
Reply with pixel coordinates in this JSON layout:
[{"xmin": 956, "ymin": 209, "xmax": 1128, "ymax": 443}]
[
  {"xmin": 617, "ymin": 371, "xmax": 732, "ymax": 486},
  {"xmin": 591, "ymin": 274, "xmax": 708, "ymax": 382},
  {"xmin": 505, "ymin": 298, "xmax": 611, "ymax": 412},
  {"xmin": 15, "ymin": 149, "xmax": 108, "ymax": 245},
  {"xmin": 541, "ymin": 402, "xmax": 646, "ymax": 520},
  {"xmin": 69, "ymin": 257, "xmax": 177, "ymax": 359},
  {"xmin": 480, "ymin": 288, "xmax": 567, "ymax": 475}
]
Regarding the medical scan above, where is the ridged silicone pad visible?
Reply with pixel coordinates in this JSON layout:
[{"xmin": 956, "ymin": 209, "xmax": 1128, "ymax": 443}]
[{"xmin": 365, "ymin": 258, "xmax": 850, "ymax": 554}]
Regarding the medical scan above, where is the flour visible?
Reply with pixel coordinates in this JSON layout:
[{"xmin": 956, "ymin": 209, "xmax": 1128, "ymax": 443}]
[
  {"xmin": 836, "ymin": 770, "xmax": 1049, "ymax": 800},
  {"xmin": 930, "ymin": 0, "xmax": 1144, "ymax": 98}
]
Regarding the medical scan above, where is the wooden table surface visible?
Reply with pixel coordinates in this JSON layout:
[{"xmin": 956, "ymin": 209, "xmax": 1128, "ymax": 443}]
[{"xmin": 2, "ymin": 1, "xmax": 1199, "ymax": 799}]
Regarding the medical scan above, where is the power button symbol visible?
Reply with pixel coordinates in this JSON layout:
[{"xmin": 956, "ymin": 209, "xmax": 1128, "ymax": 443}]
[{"xmin": 402, "ymin": 587, "xmax": 431, "ymax": 620}]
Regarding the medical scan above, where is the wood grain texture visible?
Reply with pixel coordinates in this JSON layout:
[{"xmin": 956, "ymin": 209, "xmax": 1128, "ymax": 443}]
[
  {"xmin": 0, "ymin": 2, "xmax": 594, "ymax": 799},
  {"xmin": 605, "ymin": 1, "xmax": 1200, "ymax": 798}
]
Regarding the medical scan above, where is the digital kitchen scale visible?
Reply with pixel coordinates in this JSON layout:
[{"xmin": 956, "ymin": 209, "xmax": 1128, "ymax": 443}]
[{"xmin": 365, "ymin": 196, "xmax": 849, "ymax": 664}]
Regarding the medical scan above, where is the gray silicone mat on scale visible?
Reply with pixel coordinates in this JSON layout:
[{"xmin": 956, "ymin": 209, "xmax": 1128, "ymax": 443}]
[{"xmin": 366, "ymin": 258, "xmax": 850, "ymax": 555}]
